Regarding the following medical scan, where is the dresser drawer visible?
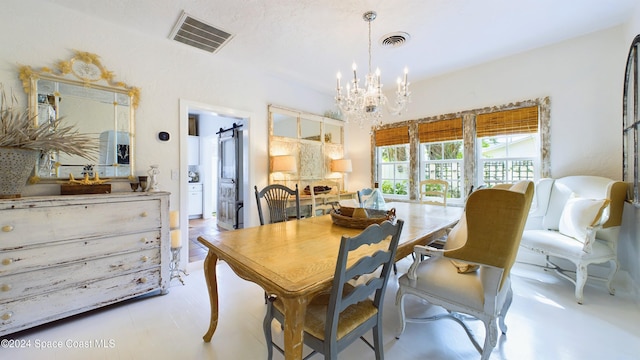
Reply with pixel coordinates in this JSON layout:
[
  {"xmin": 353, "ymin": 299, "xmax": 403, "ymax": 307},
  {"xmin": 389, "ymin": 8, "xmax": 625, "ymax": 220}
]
[
  {"xmin": 0, "ymin": 230, "xmax": 160, "ymax": 276},
  {"xmin": 0, "ymin": 199, "xmax": 161, "ymax": 248},
  {"xmin": 0, "ymin": 268, "xmax": 161, "ymax": 336},
  {"xmin": 0, "ymin": 248, "xmax": 161, "ymax": 302}
]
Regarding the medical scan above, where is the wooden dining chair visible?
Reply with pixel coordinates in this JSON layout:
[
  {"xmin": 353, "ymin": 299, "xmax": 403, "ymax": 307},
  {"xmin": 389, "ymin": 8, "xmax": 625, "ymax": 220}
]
[
  {"xmin": 309, "ymin": 180, "xmax": 341, "ymax": 217},
  {"xmin": 419, "ymin": 179, "xmax": 449, "ymax": 206},
  {"xmin": 254, "ymin": 184, "xmax": 301, "ymax": 225},
  {"xmin": 263, "ymin": 219, "xmax": 405, "ymax": 360}
]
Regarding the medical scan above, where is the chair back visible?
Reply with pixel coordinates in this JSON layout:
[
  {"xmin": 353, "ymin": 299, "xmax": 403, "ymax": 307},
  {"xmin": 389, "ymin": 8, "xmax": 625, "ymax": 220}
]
[
  {"xmin": 254, "ymin": 184, "xmax": 301, "ymax": 225},
  {"xmin": 325, "ymin": 219, "xmax": 404, "ymax": 344},
  {"xmin": 446, "ymin": 180, "xmax": 533, "ymax": 288},
  {"xmin": 419, "ymin": 179, "xmax": 449, "ymax": 206},
  {"xmin": 309, "ymin": 180, "xmax": 341, "ymax": 217},
  {"xmin": 356, "ymin": 188, "xmax": 374, "ymax": 207}
]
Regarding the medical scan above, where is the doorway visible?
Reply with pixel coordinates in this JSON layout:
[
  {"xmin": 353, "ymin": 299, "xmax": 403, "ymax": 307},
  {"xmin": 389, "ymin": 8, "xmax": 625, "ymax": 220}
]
[{"xmin": 179, "ymin": 100, "xmax": 251, "ymax": 265}]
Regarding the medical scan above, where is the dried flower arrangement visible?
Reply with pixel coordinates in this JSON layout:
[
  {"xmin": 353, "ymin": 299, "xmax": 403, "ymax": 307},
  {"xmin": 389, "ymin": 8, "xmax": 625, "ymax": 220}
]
[{"xmin": 0, "ymin": 84, "xmax": 98, "ymax": 159}]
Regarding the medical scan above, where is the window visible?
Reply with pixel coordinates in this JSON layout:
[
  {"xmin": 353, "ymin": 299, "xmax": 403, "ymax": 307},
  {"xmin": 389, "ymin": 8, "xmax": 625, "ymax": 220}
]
[
  {"xmin": 375, "ymin": 126, "xmax": 410, "ymax": 198},
  {"xmin": 476, "ymin": 106, "xmax": 540, "ymax": 187},
  {"xmin": 372, "ymin": 99, "xmax": 549, "ymax": 202},
  {"xmin": 478, "ymin": 134, "xmax": 537, "ymax": 187},
  {"xmin": 419, "ymin": 118, "xmax": 464, "ymax": 201},
  {"xmin": 378, "ymin": 145, "xmax": 410, "ymax": 197},
  {"xmin": 623, "ymin": 34, "xmax": 640, "ymax": 205}
]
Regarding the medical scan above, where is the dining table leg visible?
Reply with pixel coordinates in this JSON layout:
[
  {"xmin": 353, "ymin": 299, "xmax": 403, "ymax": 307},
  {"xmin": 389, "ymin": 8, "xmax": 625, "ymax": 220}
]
[
  {"xmin": 280, "ymin": 296, "xmax": 309, "ymax": 360},
  {"xmin": 202, "ymin": 250, "xmax": 220, "ymax": 342}
]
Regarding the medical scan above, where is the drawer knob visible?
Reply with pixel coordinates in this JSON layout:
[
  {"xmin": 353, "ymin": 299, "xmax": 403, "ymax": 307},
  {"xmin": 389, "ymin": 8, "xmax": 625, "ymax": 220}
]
[
  {"xmin": 1, "ymin": 225, "xmax": 13, "ymax": 232},
  {"xmin": 140, "ymin": 237, "xmax": 148, "ymax": 243},
  {"xmin": 1, "ymin": 311, "xmax": 13, "ymax": 321},
  {"xmin": 141, "ymin": 256, "xmax": 149, "ymax": 262},
  {"xmin": 140, "ymin": 212, "xmax": 148, "ymax": 217},
  {"xmin": 1, "ymin": 284, "xmax": 11, "ymax": 292},
  {"xmin": 139, "ymin": 277, "xmax": 147, "ymax": 283},
  {"xmin": 1, "ymin": 258, "xmax": 13, "ymax": 266}
]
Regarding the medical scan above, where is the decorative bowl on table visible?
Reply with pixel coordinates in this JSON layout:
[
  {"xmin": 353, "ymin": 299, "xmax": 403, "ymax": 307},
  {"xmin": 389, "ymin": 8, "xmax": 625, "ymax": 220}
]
[
  {"xmin": 329, "ymin": 206, "xmax": 396, "ymax": 229},
  {"xmin": 303, "ymin": 185, "xmax": 332, "ymax": 195}
]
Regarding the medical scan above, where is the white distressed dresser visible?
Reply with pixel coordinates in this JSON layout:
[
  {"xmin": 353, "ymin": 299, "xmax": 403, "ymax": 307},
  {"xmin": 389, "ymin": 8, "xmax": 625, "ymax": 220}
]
[{"xmin": 0, "ymin": 191, "xmax": 170, "ymax": 336}]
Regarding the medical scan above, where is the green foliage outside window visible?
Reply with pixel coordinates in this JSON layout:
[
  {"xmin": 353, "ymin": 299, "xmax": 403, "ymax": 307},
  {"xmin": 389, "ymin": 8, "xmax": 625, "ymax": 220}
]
[{"xmin": 381, "ymin": 180, "xmax": 408, "ymax": 195}]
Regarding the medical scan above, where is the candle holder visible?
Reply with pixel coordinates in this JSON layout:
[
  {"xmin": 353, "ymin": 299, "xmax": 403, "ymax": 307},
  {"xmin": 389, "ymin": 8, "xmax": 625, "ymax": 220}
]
[
  {"xmin": 138, "ymin": 176, "xmax": 148, "ymax": 192},
  {"xmin": 169, "ymin": 246, "xmax": 188, "ymax": 285}
]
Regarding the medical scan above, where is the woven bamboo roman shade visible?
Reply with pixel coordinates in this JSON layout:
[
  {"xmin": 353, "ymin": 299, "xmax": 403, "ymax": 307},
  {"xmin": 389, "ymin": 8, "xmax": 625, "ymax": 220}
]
[
  {"xmin": 375, "ymin": 126, "xmax": 409, "ymax": 146},
  {"xmin": 418, "ymin": 118, "xmax": 463, "ymax": 143},
  {"xmin": 476, "ymin": 106, "xmax": 539, "ymax": 138}
]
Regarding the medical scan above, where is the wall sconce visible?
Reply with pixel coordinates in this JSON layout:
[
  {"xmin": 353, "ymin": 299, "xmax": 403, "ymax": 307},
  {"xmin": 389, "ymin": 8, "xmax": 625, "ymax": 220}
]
[{"xmin": 331, "ymin": 159, "xmax": 352, "ymax": 190}]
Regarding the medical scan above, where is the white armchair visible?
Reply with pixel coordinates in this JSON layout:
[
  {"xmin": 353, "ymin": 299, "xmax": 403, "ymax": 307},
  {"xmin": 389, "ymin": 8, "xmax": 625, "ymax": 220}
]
[
  {"xmin": 520, "ymin": 176, "xmax": 627, "ymax": 304},
  {"xmin": 396, "ymin": 180, "xmax": 534, "ymax": 360}
]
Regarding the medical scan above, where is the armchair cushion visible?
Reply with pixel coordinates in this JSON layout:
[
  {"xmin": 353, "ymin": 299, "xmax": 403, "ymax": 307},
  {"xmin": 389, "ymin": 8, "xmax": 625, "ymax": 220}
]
[
  {"xmin": 443, "ymin": 216, "xmax": 479, "ymax": 273},
  {"xmin": 558, "ymin": 197, "xmax": 609, "ymax": 252}
]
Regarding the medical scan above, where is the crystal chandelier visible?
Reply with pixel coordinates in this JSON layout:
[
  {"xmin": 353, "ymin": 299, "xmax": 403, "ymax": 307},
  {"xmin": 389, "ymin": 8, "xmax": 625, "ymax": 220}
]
[{"xmin": 335, "ymin": 11, "xmax": 411, "ymax": 128}]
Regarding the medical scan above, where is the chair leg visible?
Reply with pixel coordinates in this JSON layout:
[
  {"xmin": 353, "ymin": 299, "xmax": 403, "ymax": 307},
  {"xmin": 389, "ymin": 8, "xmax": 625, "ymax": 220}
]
[
  {"xmin": 498, "ymin": 286, "xmax": 513, "ymax": 334},
  {"xmin": 575, "ymin": 263, "xmax": 588, "ymax": 305},
  {"xmin": 481, "ymin": 318, "xmax": 499, "ymax": 360},
  {"xmin": 372, "ymin": 324, "xmax": 383, "ymax": 360},
  {"xmin": 395, "ymin": 290, "xmax": 407, "ymax": 338},
  {"xmin": 263, "ymin": 296, "xmax": 276, "ymax": 360},
  {"xmin": 606, "ymin": 259, "xmax": 619, "ymax": 296}
]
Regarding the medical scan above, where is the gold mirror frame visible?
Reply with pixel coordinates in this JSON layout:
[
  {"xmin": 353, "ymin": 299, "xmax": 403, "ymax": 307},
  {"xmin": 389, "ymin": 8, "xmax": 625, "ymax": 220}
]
[{"xmin": 19, "ymin": 50, "xmax": 140, "ymax": 182}]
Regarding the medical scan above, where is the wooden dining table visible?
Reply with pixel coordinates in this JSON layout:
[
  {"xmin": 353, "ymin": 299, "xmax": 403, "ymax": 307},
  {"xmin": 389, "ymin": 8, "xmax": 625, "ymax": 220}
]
[{"xmin": 197, "ymin": 202, "xmax": 463, "ymax": 360}]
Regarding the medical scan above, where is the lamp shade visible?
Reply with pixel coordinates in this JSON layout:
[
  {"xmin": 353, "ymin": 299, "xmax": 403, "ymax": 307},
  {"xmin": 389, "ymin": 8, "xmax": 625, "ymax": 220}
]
[
  {"xmin": 331, "ymin": 159, "xmax": 352, "ymax": 173},
  {"xmin": 271, "ymin": 155, "xmax": 296, "ymax": 173}
]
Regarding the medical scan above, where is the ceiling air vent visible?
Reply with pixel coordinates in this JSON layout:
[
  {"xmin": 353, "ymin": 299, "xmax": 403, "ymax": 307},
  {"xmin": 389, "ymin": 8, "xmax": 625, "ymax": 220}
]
[
  {"xmin": 380, "ymin": 32, "xmax": 411, "ymax": 48},
  {"xmin": 169, "ymin": 11, "xmax": 233, "ymax": 54}
]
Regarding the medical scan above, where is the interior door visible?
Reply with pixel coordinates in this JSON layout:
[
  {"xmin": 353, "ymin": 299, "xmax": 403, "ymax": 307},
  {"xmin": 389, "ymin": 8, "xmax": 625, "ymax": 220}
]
[{"xmin": 217, "ymin": 125, "xmax": 241, "ymax": 230}]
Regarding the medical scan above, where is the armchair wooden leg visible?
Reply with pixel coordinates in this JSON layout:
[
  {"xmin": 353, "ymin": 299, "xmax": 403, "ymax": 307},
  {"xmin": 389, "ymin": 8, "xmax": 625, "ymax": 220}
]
[
  {"xmin": 575, "ymin": 264, "xmax": 588, "ymax": 305},
  {"xmin": 395, "ymin": 290, "xmax": 407, "ymax": 338},
  {"xmin": 606, "ymin": 259, "xmax": 619, "ymax": 296},
  {"xmin": 498, "ymin": 286, "xmax": 513, "ymax": 334}
]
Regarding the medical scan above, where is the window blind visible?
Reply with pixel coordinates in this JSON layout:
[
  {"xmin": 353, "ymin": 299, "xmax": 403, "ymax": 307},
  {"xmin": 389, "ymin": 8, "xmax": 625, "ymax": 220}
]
[
  {"xmin": 418, "ymin": 118, "xmax": 462, "ymax": 143},
  {"xmin": 375, "ymin": 126, "xmax": 409, "ymax": 146},
  {"xmin": 476, "ymin": 106, "xmax": 539, "ymax": 137}
]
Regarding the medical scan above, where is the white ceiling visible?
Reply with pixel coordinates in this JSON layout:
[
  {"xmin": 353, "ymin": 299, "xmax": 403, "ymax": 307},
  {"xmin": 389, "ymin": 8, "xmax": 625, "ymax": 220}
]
[{"xmin": 47, "ymin": 0, "xmax": 637, "ymax": 95}]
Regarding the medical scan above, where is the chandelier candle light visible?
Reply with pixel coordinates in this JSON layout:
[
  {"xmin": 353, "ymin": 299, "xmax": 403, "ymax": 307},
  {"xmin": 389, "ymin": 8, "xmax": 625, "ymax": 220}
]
[{"xmin": 335, "ymin": 11, "xmax": 411, "ymax": 128}]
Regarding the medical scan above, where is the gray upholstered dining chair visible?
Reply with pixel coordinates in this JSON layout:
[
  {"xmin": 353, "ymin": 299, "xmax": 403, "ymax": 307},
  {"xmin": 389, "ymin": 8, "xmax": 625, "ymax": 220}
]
[
  {"xmin": 254, "ymin": 184, "xmax": 301, "ymax": 225},
  {"xmin": 356, "ymin": 187, "xmax": 374, "ymax": 207},
  {"xmin": 263, "ymin": 219, "xmax": 404, "ymax": 360}
]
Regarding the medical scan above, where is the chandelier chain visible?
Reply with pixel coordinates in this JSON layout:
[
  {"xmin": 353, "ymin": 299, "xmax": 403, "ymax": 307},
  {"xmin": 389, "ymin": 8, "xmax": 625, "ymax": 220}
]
[{"xmin": 368, "ymin": 18, "xmax": 372, "ymax": 74}]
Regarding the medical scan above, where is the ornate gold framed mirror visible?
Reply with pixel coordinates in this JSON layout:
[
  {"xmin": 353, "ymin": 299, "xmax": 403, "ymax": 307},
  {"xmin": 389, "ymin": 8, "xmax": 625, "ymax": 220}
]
[{"xmin": 19, "ymin": 51, "xmax": 140, "ymax": 182}]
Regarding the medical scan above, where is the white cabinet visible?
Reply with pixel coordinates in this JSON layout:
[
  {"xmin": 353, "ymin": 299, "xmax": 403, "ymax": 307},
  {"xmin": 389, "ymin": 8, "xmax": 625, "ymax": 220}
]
[
  {"xmin": 188, "ymin": 183, "xmax": 203, "ymax": 218},
  {"xmin": 0, "ymin": 192, "xmax": 170, "ymax": 336},
  {"xmin": 188, "ymin": 135, "xmax": 200, "ymax": 166}
]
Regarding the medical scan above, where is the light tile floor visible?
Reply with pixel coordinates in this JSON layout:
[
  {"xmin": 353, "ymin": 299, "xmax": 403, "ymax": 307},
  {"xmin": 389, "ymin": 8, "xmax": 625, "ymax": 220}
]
[{"xmin": 2, "ymin": 255, "xmax": 639, "ymax": 359}]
